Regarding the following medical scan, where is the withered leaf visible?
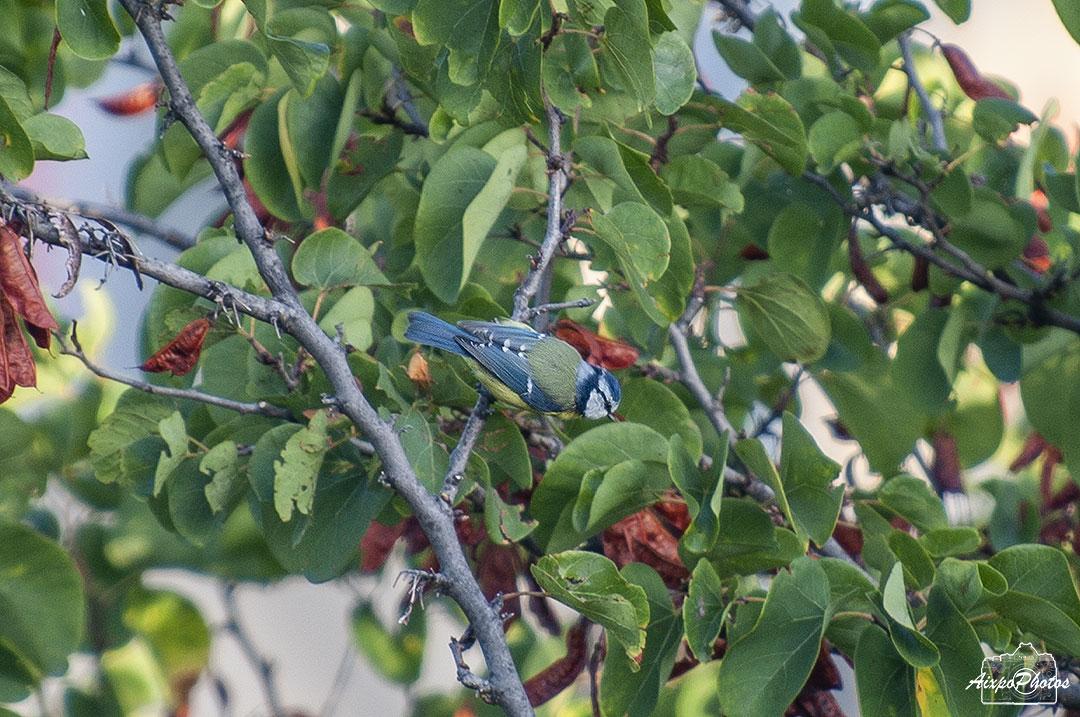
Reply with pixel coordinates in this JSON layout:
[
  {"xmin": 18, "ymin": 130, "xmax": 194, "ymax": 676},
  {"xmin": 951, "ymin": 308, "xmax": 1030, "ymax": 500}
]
[
  {"xmin": 0, "ymin": 294, "xmax": 37, "ymax": 403},
  {"xmin": 0, "ymin": 223, "xmax": 60, "ymax": 332},
  {"xmin": 139, "ymin": 317, "xmax": 212, "ymax": 376},
  {"xmin": 523, "ymin": 619, "xmax": 588, "ymax": 707},
  {"xmin": 96, "ymin": 80, "xmax": 162, "ymax": 116},
  {"xmin": 554, "ymin": 319, "xmax": 638, "ymax": 370}
]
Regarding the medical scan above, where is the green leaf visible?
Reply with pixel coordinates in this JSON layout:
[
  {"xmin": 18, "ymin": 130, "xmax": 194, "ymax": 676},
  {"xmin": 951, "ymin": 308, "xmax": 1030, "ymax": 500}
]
[
  {"xmin": 0, "ymin": 521, "xmax": 84, "ymax": 689},
  {"xmin": 600, "ymin": 563, "xmax": 683, "ymax": 716},
  {"xmin": 1054, "ymin": 0, "xmax": 1080, "ymax": 46},
  {"xmin": 882, "ymin": 564, "xmax": 940, "ymax": 668},
  {"xmin": 683, "ymin": 560, "xmax": 727, "ymax": 662},
  {"xmin": 412, "ymin": 0, "xmax": 497, "ymax": 54},
  {"xmin": 530, "ymin": 423, "xmax": 669, "ymax": 551},
  {"xmin": 619, "ymin": 379, "xmax": 702, "ymax": 460},
  {"xmin": 856, "ymin": 625, "xmax": 917, "ymax": 717},
  {"xmin": 531, "ymin": 551, "xmax": 649, "ymax": 666},
  {"xmin": 925, "ymin": 587, "xmax": 987, "ymax": 717},
  {"xmin": 878, "ymin": 474, "xmax": 948, "ymax": 533},
  {"xmin": 919, "ymin": 526, "xmax": 981, "ymax": 557},
  {"xmin": 293, "ymin": 228, "xmax": 387, "ymax": 288},
  {"xmin": 263, "ymin": 13, "xmax": 332, "ymax": 96},
  {"xmin": 0, "ymin": 95, "xmax": 34, "ymax": 181},
  {"xmin": 892, "ymin": 308, "xmax": 952, "ymax": 414},
  {"xmin": 861, "ymin": 0, "xmax": 931, "ymax": 43},
  {"xmin": 930, "ymin": 167, "xmax": 974, "ymax": 219},
  {"xmin": 716, "ymin": 558, "xmax": 830, "ymax": 716},
  {"xmin": 351, "ymin": 601, "xmax": 425, "ymax": 684},
  {"xmin": 888, "ymin": 531, "xmax": 936, "ymax": 589},
  {"xmin": 660, "ymin": 155, "xmax": 744, "ymax": 211},
  {"xmin": 590, "ymin": 202, "xmax": 672, "ymax": 325},
  {"xmin": 273, "ymin": 410, "xmax": 329, "ymax": 521},
  {"xmin": 599, "ymin": 1, "xmax": 656, "ymax": 111},
  {"xmin": 988, "ymin": 544, "xmax": 1080, "ymax": 655},
  {"xmin": 933, "ymin": 0, "xmax": 970, "ymax": 24},
  {"xmin": 0, "ymin": 68, "xmax": 33, "ymax": 122},
  {"xmin": 56, "ymin": 0, "xmax": 120, "ymax": 60},
  {"xmin": 700, "ymin": 499, "xmax": 803, "ymax": 577},
  {"xmin": 736, "ymin": 273, "xmax": 831, "ymax": 363},
  {"xmin": 474, "ymin": 412, "xmax": 531, "ymax": 491},
  {"xmin": 21, "ymin": 113, "xmax": 87, "ymax": 161},
  {"xmin": 753, "ymin": 8, "xmax": 802, "ymax": 79},
  {"xmin": 200, "ymin": 442, "xmax": 243, "ymax": 514},
  {"xmin": 244, "ymin": 91, "xmax": 302, "ymax": 221},
  {"xmin": 123, "ymin": 587, "xmax": 210, "ymax": 682},
  {"xmin": 794, "ymin": 0, "xmax": 881, "ymax": 72},
  {"xmin": 326, "ymin": 123, "xmax": 403, "ymax": 219},
  {"xmin": 414, "ymin": 146, "xmax": 498, "ymax": 304},
  {"xmin": 710, "ymin": 91, "xmax": 808, "ymax": 175},
  {"xmin": 153, "ymin": 411, "xmax": 188, "ymax": 497},
  {"xmin": 88, "ymin": 391, "xmax": 176, "ymax": 486},
  {"xmin": 778, "ymin": 413, "xmax": 843, "ymax": 547},
  {"xmin": 808, "ymin": 111, "xmax": 863, "ymax": 173},
  {"xmin": 279, "ymin": 76, "xmax": 342, "ymax": 206},
  {"xmin": 713, "ymin": 33, "xmax": 786, "ymax": 85},
  {"xmin": 972, "ymin": 98, "xmax": 1036, "ymax": 142},
  {"xmin": 669, "ymin": 432, "xmax": 726, "ymax": 554},
  {"xmin": 651, "ymin": 31, "xmax": 695, "ymax": 114},
  {"xmin": 398, "ymin": 406, "xmax": 448, "ymax": 494},
  {"xmin": 1020, "ymin": 332, "xmax": 1080, "ymax": 466},
  {"xmin": 318, "ymin": 287, "xmax": 375, "ymax": 352}
]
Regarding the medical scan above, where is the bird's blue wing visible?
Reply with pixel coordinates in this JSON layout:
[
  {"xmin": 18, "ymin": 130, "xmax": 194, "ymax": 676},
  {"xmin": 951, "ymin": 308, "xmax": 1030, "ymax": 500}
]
[{"xmin": 454, "ymin": 322, "xmax": 564, "ymax": 413}]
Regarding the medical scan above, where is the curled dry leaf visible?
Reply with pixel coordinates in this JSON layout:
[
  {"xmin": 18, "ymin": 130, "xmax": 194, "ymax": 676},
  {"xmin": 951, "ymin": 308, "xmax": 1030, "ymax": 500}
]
[
  {"xmin": 602, "ymin": 503, "xmax": 688, "ymax": 589},
  {"xmin": 1023, "ymin": 236, "xmax": 1051, "ymax": 274},
  {"xmin": 523, "ymin": 619, "xmax": 588, "ymax": 707},
  {"xmin": 910, "ymin": 255, "xmax": 929, "ymax": 292},
  {"xmin": 940, "ymin": 44, "xmax": 1011, "ymax": 101},
  {"xmin": 739, "ymin": 242, "xmax": 771, "ymax": 261},
  {"xmin": 0, "ymin": 223, "xmax": 61, "ymax": 341},
  {"xmin": 96, "ymin": 80, "xmax": 163, "ymax": 116},
  {"xmin": 0, "ymin": 295, "xmax": 37, "ymax": 402},
  {"xmin": 554, "ymin": 319, "xmax": 638, "ymax": 370},
  {"xmin": 54, "ymin": 214, "xmax": 82, "ymax": 299},
  {"xmin": 406, "ymin": 351, "xmax": 431, "ymax": 388},
  {"xmin": 930, "ymin": 430, "xmax": 962, "ymax": 493},
  {"xmin": 1030, "ymin": 189, "xmax": 1053, "ymax": 234},
  {"xmin": 139, "ymin": 317, "xmax": 212, "ymax": 376}
]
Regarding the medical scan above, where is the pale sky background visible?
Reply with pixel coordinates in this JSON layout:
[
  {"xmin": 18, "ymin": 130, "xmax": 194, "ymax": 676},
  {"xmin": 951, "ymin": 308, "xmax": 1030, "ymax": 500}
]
[{"xmin": 14, "ymin": 1, "xmax": 1080, "ymax": 715}]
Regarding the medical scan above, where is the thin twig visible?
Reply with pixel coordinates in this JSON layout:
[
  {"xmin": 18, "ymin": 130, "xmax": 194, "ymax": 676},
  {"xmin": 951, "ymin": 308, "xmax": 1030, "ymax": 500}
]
[
  {"xmin": 222, "ymin": 583, "xmax": 285, "ymax": 717},
  {"xmin": 521, "ymin": 297, "xmax": 595, "ymax": 320},
  {"xmin": 716, "ymin": 0, "xmax": 757, "ymax": 29},
  {"xmin": 897, "ymin": 33, "xmax": 947, "ymax": 152},
  {"xmin": 56, "ymin": 324, "xmax": 294, "ymax": 419},
  {"xmin": 2, "ymin": 181, "xmax": 196, "ymax": 250},
  {"xmin": 441, "ymin": 85, "xmax": 573, "ymax": 505}
]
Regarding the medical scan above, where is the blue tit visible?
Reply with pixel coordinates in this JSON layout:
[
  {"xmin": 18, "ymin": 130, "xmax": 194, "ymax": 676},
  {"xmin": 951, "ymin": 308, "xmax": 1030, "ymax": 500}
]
[{"xmin": 404, "ymin": 311, "xmax": 621, "ymax": 420}]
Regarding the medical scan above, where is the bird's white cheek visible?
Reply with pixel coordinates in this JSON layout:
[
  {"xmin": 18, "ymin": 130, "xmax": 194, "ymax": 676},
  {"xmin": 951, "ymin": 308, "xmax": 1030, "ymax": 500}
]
[{"xmin": 584, "ymin": 391, "xmax": 606, "ymax": 419}]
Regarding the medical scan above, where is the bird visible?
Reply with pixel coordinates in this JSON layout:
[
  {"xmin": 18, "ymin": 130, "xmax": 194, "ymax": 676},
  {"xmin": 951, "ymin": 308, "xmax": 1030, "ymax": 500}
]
[{"xmin": 404, "ymin": 311, "xmax": 621, "ymax": 420}]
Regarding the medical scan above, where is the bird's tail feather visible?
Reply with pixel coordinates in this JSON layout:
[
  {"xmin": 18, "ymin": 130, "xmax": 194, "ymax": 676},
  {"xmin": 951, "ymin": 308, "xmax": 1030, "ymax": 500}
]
[{"xmin": 404, "ymin": 311, "xmax": 468, "ymax": 355}]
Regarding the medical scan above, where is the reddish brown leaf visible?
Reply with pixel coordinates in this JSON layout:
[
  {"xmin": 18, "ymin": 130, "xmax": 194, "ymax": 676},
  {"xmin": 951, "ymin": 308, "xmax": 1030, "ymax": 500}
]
[
  {"xmin": 739, "ymin": 242, "xmax": 770, "ymax": 261},
  {"xmin": 1031, "ymin": 190, "xmax": 1053, "ymax": 233},
  {"xmin": 1023, "ymin": 236, "xmax": 1051, "ymax": 274},
  {"xmin": 220, "ymin": 110, "xmax": 252, "ymax": 151},
  {"xmin": 523, "ymin": 620, "xmax": 588, "ymax": 707},
  {"xmin": 602, "ymin": 508, "xmax": 688, "ymax": 588},
  {"xmin": 0, "ymin": 224, "xmax": 60, "ymax": 332},
  {"xmin": 910, "ymin": 255, "xmax": 929, "ymax": 292},
  {"xmin": 1040, "ymin": 445, "xmax": 1063, "ymax": 508},
  {"xmin": 931, "ymin": 431, "xmax": 963, "ymax": 494},
  {"xmin": 651, "ymin": 498, "xmax": 691, "ymax": 533},
  {"xmin": 807, "ymin": 641, "xmax": 842, "ymax": 690},
  {"xmin": 476, "ymin": 543, "xmax": 520, "ymax": 619},
  {"xmin": 526, "ymin": 572, "xmax": 561, "ymax": 635},
  {"xmin": 848, "ymin": 221, "xmax": 889, "ymax": 304},
  {"xmin": 1046, "ymin": 481, "xmax": 1080, "ymax": 513},
  {"xmin": 941, "ymin": 44, "xmax": 1011, "ymax": 101},
  {"xmin": 554, "ymin": 319, "xmax": 638, "ymax": 370},
  {"xmin": 831, "ymin": 521, "xmax": 863, "ymax": 557},
  {"xmin": 140, "ymin": 318, "xmax": 212, "ymax": 376},
  {"xmin": 359, "ymin": 520, "xmax": 406, "ymax": 573},
  {"xmin": 0, "ymin": 295, "xmax": 37, "ymax": 402},
  {"xmin": 1010, "ymin": 432, "xmax": 1049, "ymax": 472},
  {"xmin": 96, "ymin": 80, "xmax": 162, "ymax": 116}
]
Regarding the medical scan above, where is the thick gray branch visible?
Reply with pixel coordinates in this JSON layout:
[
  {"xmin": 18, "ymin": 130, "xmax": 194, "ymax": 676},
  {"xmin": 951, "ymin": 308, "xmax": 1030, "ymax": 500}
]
[{"xmin": 118, "ymin": 2, "xmax": 533, "ymax": 713}]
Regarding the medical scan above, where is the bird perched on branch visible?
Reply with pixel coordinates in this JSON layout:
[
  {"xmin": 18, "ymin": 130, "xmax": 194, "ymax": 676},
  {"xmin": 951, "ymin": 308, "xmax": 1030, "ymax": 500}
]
[{"xmin": 405, "ymin": 311, "xmax": 621, "ymax": 420}]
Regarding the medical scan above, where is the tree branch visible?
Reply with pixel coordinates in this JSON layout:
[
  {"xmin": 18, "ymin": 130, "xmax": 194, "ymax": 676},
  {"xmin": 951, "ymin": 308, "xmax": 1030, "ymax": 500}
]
[
  {"xmin": 1, "ymin": 180, "xmax": 196, "ymax": 250},
  {"xmin": 222, "ymin": 582, "xmax": 285, "ymax": 717},
  {"xmin": 897, "ymin": 33, "xmax": 947, "ymax": 152},
  {"xmin": 119, "ymin": 2, "xmax": 534, "ymax": 712},
  {"xmin": 716, "ymin": 0, "xmax": 756, "ymax": 30},
  {"xmin": 56, "ymin": 323, "xmax": 294, "ymax": 419}
]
